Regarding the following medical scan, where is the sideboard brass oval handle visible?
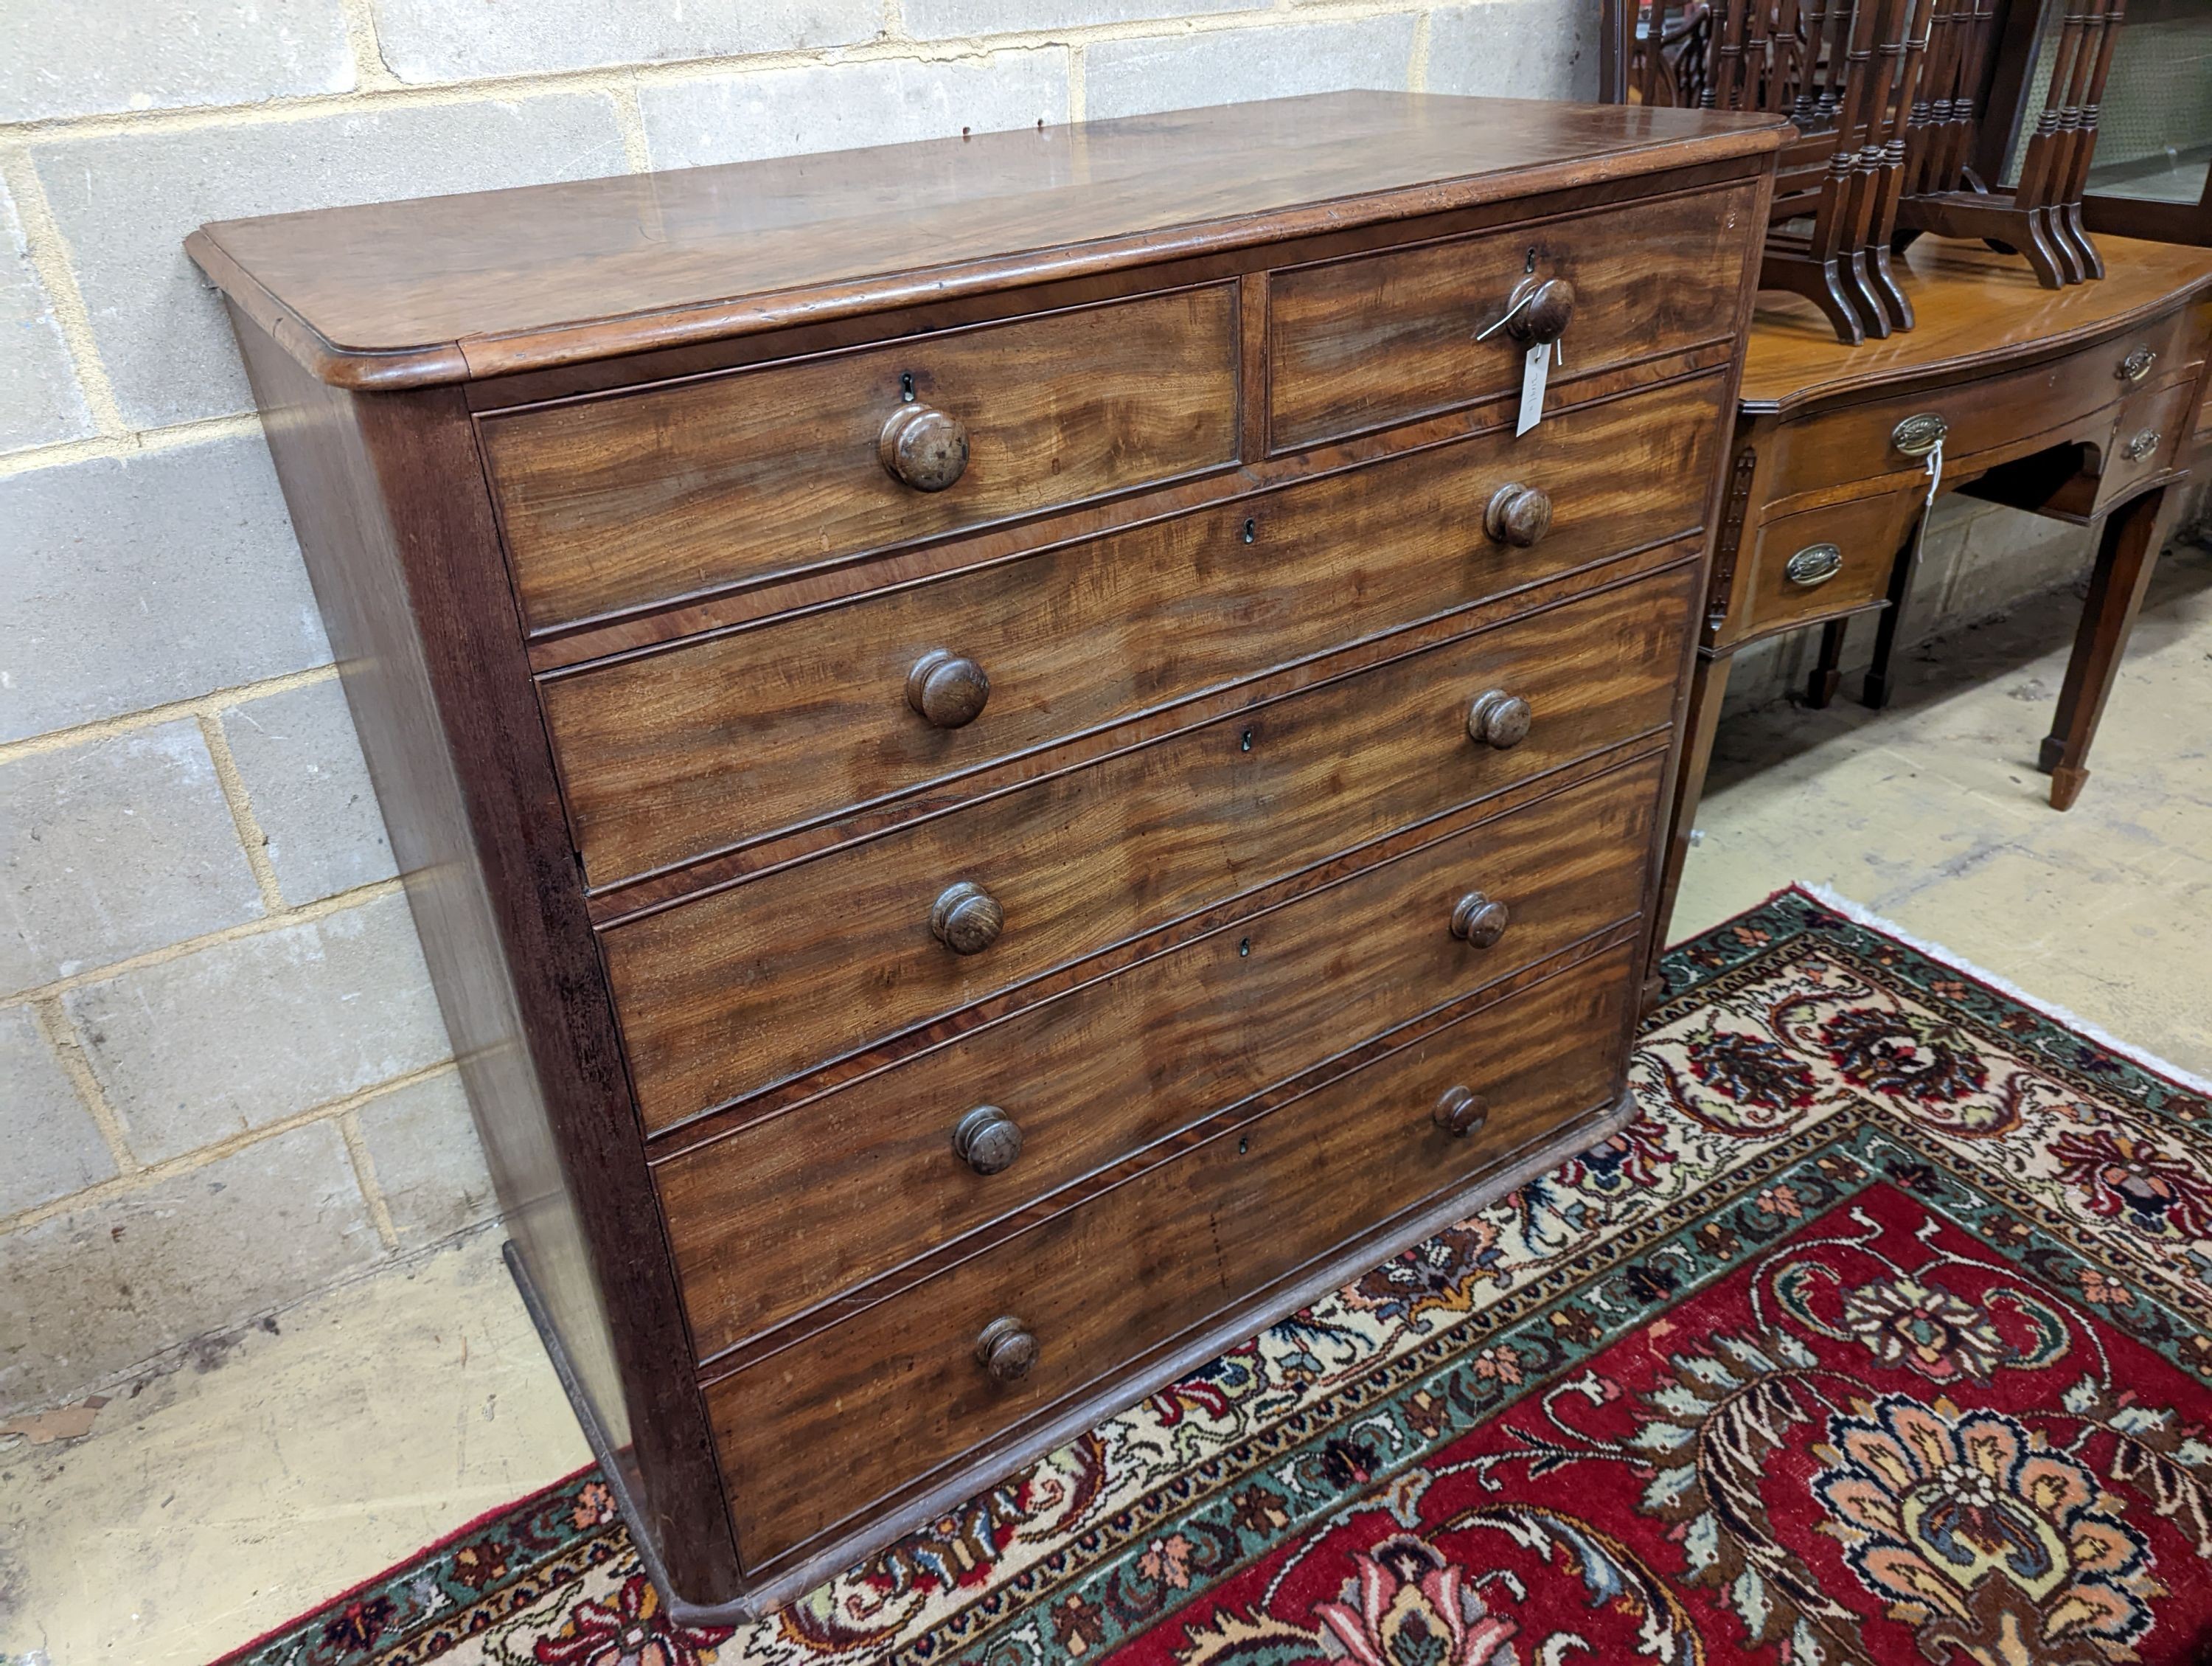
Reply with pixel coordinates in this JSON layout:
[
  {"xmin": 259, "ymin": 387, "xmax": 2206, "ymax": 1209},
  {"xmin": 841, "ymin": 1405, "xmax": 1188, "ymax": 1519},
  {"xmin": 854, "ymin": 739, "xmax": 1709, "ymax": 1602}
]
[
  {"xmin": 975, "ymin": 1315, "xmax": 1038, "ymax": 1384},
  {"xmin": 880, "ymin": 402, "xmax": 970, "ymax": 491},
  {"xmin": 907, "ymin": 649, "xmax": 990, "ymax": 729},
  {"xmin": 2124, "ymin": 428, "xmax": 2163, "ymax": 463},
  {"xmin": 2118, "ymin": 346, "xmax": 2157, "ymax": 384},
  {"xmin": 1484, "ymin": 482, "xmax": 1554, "ymax": 548},
  {"xmin": 1506, "ymin": 277, "xmax": 1576, "ymax": 345},
  {"xmin": 1433, "ymin": 1086, "xmax": 1490, "ymax": 1138},
  {"xmin": 1466, "ymin": 689, "xmax": 1532, "ymax": 749},
  {"xmin": 1451, "ymin": 890, "xmax": 1511, "ymax": 948},
  {"xmin": 1891, "ymin": 413, "xmax": 1948, "ymax": 458},
  {"xmin": 952, "ymin": 1105, "xmax": 1023, "ymax": 1176},
  {"xmin": 1784, "ymin": 542, "xmax": 1845, "ymax": 588},
  {"xmin": 931, "ymin": 881, "xmax": 1004, "ymax": 954}
]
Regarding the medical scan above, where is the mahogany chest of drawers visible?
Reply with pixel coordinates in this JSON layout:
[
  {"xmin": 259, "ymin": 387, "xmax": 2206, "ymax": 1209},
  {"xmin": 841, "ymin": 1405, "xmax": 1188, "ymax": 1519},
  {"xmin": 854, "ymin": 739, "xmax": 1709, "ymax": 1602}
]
[{"xmin": 189, "ymin": 91, "xmax": 1783, "ymax": 1617}]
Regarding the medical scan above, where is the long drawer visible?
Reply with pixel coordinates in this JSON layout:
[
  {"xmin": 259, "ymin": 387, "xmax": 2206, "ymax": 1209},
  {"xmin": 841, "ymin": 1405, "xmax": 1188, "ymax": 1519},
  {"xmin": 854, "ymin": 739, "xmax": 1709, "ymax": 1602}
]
[
  {"xmin": 706, "ymin": 940, "xmax": 1638, "ymax": 1566},
  {"xmin": 604, "ymin": 563, "xmax": 1695, "ymax": 1130},
  {"xmin": 1267, "ymin": 181, "xmax": 1757, "ymax": 451},
  {"xmin": 1760, "ymin": 305, "xmax": 2198, "ymax": 505},
  {"xmin": 658, "ymin": 752, "xmax": 1662, "ymax": 1358},
  {"xmin": 481, "ymin": 285, "xmax": 1242, "ymax": 633},
  {"xmin": 546, "ymin": 374, "xmax": 1725, "ymax": 889}
]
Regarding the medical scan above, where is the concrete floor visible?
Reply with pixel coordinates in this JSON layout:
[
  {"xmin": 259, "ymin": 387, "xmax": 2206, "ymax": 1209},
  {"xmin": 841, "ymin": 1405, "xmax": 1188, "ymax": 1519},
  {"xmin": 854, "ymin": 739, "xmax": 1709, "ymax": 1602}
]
[{"xmin": 4, "ymin": 544, "xmax": 2208, "ymax": 1666}]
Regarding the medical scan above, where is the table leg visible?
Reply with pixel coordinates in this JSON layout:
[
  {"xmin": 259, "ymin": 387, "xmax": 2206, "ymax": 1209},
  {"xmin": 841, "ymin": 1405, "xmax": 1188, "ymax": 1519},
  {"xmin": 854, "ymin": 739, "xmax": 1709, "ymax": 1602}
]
[
  {"xmin": 2039, "ymin": 483, "xmax": 2169, "ymax": 811},
  {"xmin": 1647, "ymin": 648, "xmax": 1733, "ymax": 1008},
  {"xmin": 1806, "ymin": 618, "xmax": 1848, "ymax": 709},
  {"xmin": 1860, "ymin": 507, "xmax": 1928, "ymax": 709}
]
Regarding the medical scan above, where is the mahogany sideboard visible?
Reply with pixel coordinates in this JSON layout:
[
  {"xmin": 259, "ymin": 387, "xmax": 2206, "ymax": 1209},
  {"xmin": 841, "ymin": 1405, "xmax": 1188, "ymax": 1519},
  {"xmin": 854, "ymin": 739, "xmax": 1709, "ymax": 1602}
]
[
  {"xmin": 1655, "ymin": 232, "xmax": 2212, "ymax": 957},
  {"xmin": 188, "ymin": 92, "xmax": 1784, "ymax": 1617}
]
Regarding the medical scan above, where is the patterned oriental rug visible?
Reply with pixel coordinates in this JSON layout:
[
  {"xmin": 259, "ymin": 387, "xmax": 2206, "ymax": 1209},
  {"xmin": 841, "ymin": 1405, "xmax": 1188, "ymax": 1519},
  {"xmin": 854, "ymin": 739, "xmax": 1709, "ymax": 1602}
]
[{"xmin": 216, "ymin": 885, "xmax": 2212, "ymax": 1666}]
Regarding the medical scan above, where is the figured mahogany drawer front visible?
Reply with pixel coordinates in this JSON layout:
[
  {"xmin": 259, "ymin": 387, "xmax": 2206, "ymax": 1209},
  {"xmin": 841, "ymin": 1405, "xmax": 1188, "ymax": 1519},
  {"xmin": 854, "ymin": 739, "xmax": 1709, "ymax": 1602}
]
[
  {"xmin": 706, "ymin": 940, "xmax": 1636, "ymax": 1565},
  {"xmin": 545, "ymin": 374, "xmax": 1725, "ymax": 889},
  {"xmin": 1267, "ymin": 181, "xmax": 1757, "ymax": 452},
  {"xmin": 1731, "ymin": 488, "xmax": 1924, "ymax": 645},
  {"xmin": 2089, "ymin": 375, "xmax": 2198, "ymax": 516},
  {"xmin": 481, "ymin": 285, "xmax": 1241, "ymax": 634},
  {"xmin": 1764, "ymin": 308, "xmax": 2197, "ymax": 507},
  {"xmin": 658, "ymin": 752, "xmax": 1661, "ymax": 1357},
  {"xmin": 604, "ymin": 563, "xmax": 1694, "ymax": 1131}
]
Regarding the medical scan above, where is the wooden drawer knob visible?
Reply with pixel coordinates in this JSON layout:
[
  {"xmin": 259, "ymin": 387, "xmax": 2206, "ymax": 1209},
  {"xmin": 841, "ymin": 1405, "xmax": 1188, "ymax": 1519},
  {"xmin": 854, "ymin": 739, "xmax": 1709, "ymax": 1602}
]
[
  {"xmin": 1484, "ymin": 482, "xmax": 1554, "ymax": 548},
  {"xmin": 1466, "ymin": 689, "xmax": 1532, "ymax": 749},
  {"xmin": 1434, "ymin": 1085, "xmax": 1490, "ymax": 1138},
  {"xmin": 952, "ymin": 1104, "xmax": 1023, "ymax": 1175},
  {"xmin": 2118, "ymin": 345, "xmax": 2157, "ymax": 384},
  {"xmin": 880, "ymin": 403, "xmax": 970, "ymax": 492},
  {"xmin": 1506, "ymin": 277, "xmax": 1576, "ymax": 345},
  {"xmin": 907, "ymin": 649, "xmax": 990, "ymax": 728},
  {"xmin": 976, "ymin": 1315, "xmax": 1037, "ymax": 1383},
  {"xmin": 1451, "ymin": 890, "xmax": 1510, "ymax": 948},
  {"xmin": 931, "ymin": 881, "xmax": 1004, "ymax": 954}
]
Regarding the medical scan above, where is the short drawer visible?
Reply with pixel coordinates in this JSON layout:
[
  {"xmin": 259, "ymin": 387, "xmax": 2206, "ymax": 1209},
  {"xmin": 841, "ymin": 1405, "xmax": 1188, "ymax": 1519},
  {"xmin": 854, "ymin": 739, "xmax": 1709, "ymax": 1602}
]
[
  {"xmin": 1764, "ymin": 308, "xmax": 2197, "ymax": 505},
  {"xmin": 2090, "ymin": 375, "xmax": 2199, "ymax": 515},
  {"xmin": 546, "ymin": 372, "xmax": 1727, "ymax": 889},
  {"xmin": 1729, "ymin": 487, "xmax": 1923, "ymax": 645},
  {"xmin": 1267, "ymin": 181, "xmax": 1758, "ymax": 452},
  {"xmin": 481, "ymin": 286, "xmax": 1241, "ymax": 633},
  {"xmin": 604, "ymin": 563, "xmax": 1695, "ymax": 1130},
  {"xmin": 658, "ymin": 752, "xmax": 1663, "ymax": 1356},
  {"xmin": 704, "ymin": 940, "xmax": 1638, "ymax": 1566}
]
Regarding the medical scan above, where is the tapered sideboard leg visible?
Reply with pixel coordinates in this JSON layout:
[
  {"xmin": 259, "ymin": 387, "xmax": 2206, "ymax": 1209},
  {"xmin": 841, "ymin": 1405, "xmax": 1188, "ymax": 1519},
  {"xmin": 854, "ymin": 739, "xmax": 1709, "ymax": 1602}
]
[{"xmin": 2040, "ymin": 484, "xmax": 2171, "ymax": 811}]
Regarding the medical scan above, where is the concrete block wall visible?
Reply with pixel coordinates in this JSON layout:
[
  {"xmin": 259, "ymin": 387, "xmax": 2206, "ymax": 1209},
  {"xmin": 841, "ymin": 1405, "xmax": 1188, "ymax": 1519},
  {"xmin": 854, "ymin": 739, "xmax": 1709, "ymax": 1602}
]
[{"xmin": 0, "ymin": 0, "xmax": 1599, "ymax": 1415}]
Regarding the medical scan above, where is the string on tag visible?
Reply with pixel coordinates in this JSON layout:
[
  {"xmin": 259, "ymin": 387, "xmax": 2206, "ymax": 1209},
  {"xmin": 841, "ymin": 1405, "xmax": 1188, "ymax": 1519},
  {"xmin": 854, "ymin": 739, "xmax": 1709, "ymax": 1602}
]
[
  {"xmin": 1902, "ymin": 437, "xmax": 1944, "ymax": 574},
  {"xmin": 1474, "ymin": 291, "xmax": 1534, "ymax": 341}
]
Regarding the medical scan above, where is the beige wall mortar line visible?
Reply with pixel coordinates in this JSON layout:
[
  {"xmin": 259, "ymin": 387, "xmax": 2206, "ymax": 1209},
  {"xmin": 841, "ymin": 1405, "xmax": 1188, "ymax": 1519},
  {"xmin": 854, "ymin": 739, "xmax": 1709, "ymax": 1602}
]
[
  {"xmin": 0, "ymin": 1057, "xmax": 459, "ymax": 1238},
  {"xmin": 609, "ymin": 74, "xmax": 651, "ymax": 173},
  {"xmin": 338, "ymin": 1108, "xmax": 403, "ymax": 1250},
  {"xmin": 0, "ymin": 413, "xmax": 268, "ymax": 479},
  {"xmin": 0, "ymin": 1, "xmax": 1425, "ymax": 143},
  {"xmin": 197, "ymin": 712, "xmax": 289, "ymax": 912},
  {"xmin": 0, "ymin": 874, "xmax": 408, "ymax": 1013},
  {"xmin": 0, "ymin": 663, "xmax": 340, "ymax": 767},
  {"xmin": 0, "ymin": 146, "xmax": 128, "ymax": 435},
  {"xmin": 334, "ymin": 0, "xmax": 403, "ymax": 91},
  {"xmin": 26, "ymin": 996, "xmax": 142, "ymax": 1174}
]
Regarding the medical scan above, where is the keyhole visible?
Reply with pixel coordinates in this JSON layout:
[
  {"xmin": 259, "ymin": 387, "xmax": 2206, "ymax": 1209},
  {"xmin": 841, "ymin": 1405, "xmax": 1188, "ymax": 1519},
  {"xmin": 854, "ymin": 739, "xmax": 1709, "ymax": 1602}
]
[
  {"xmin": 1238, "ymin": 1136, "xmax": 1250, "ymax": 1155},
  {"xmin": 900, "ymin": 371, "xmax": 917, "ymax": 403},
  {"xmin": 1239, "ymin": 728, "xmax": 1253, "ymax": 752},
  {"xmin": 1524, "ymin": 247, "xmax": 1538, "ymax": 273},
  {"xmin": 1242, "ymin": 516, "xmax": 1257, "ymax": 544},
  {"xmin": 1238, "ymin": 937, "xmax": 1251, "ymax": 957}
]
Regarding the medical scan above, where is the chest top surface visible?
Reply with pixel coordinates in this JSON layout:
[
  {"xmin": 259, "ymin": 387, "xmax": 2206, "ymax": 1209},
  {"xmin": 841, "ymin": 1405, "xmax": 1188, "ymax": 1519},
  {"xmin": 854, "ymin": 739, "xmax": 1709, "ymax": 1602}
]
[{"xmin": 186, "ymin": 91, "xmax": 1782, "ymax": 389}]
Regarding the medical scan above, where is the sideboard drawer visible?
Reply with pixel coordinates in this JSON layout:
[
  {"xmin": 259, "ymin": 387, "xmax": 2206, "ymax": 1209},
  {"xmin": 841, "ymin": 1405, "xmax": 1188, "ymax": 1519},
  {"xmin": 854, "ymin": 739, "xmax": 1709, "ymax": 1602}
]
[
  {"xmin": 545, "ymin": 372, "xmax": 1725, "ymax": 888},
  {"xmin": 605, "ymin": 565, "xmax": 1694, "ymax": 1129},
  {"xmin": 705, "ymin": 940, "xmax": 1636, "ymax": 1566},
  {"xmin": 481, "ymin": 285, "xmax": 1241, "ymax": 632},
  {"xmin": 1267, "ymin": 181, "xmax": 1758, "ymax": 451},
  {"xmin": 1764, "ymin": 308, "xmax": 2197, "ymax": 505},
  {"xmin": 2090, "ymin": 375, "xmax": 2199, "ymax": 515},
  {"xmin": 1731, "ymin": 487, "xmax": 1924, "ymax": 644},
  {"xmin": 658, "ymin": 752, "xmax": 1661, "ymax": 1356}
]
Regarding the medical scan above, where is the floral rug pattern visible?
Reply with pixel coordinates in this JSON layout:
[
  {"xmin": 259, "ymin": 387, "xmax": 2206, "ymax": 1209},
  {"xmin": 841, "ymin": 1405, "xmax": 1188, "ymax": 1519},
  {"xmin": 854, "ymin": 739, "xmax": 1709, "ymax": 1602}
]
[{"xmin": 217, "ymin": 887, "xmax": 2212, "ymax": 1666}]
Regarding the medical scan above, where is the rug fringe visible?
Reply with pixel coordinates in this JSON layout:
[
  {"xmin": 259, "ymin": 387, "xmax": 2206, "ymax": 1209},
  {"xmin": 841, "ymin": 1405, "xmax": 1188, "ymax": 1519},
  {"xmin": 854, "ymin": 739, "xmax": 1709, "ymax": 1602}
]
[{"xmin": 1786, "ymin": 881, "xmax": 2212, "ymax": 1098}]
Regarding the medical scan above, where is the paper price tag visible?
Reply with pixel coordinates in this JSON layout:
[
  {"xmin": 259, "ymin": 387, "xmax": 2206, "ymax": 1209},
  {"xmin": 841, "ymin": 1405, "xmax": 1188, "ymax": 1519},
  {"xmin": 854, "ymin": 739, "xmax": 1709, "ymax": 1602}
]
[{"xmin": 1516, "ymin": 341, "xmax": 1551, "ymax": 436}]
